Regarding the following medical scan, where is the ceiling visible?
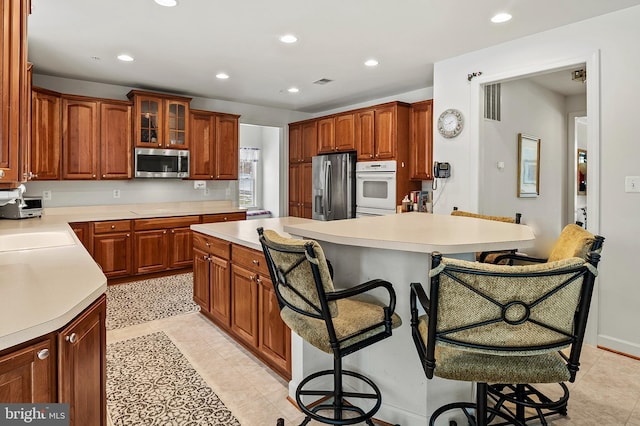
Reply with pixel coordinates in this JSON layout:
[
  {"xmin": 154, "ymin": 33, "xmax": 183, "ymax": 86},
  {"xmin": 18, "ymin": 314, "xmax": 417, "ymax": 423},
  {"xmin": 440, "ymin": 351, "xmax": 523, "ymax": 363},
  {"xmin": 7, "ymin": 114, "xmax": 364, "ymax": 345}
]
[{"xmin": 28, "ymin": 0, "xmax": 640, "ymax": 113}]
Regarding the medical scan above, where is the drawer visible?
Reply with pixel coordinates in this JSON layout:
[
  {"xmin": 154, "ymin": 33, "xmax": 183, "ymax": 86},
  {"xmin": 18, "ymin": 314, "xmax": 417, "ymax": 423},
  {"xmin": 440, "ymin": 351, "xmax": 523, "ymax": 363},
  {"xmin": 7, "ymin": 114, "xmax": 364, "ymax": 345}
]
[
  {"xmin": 134, "ymin": 215, "xmax": 200, "ymax": 231},
  {"xmin": 93, "ymin": 220, "xmax": 132, "ymax": 234},
  {"xmin": 201, "ymin": 212, "xmax": 246, "ymax": 224},
  {"xmin": 232, "ymin": 244, "xmax": 269, "ymax": 276},
  {"xmin": 193, "ymin": 232, "xmax": 230, "ymax": 259}
]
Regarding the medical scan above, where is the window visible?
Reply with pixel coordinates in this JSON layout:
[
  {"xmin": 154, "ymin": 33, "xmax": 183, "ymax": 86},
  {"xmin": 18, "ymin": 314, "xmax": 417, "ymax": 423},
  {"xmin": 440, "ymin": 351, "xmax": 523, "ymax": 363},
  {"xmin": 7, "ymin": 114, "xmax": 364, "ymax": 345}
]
[{"xmin": 239, "ymin": 147, "xmax": 260, "ymax": 208}]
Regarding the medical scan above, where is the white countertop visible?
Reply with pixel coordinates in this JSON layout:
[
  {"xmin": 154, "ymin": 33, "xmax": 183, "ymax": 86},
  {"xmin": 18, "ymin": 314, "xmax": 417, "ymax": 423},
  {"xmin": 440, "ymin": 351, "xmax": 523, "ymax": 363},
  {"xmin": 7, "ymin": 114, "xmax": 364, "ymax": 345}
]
[
  {"xmin": 191, "ymin": 216, "xmax": 314, "ymax": 251},
  {"xmin": 0, "ymin": 200, "xmax": 245, "ymax": 351},
  {"xmin": 283, "ymin": 212, "xmax": 536, "ymax": 254}
]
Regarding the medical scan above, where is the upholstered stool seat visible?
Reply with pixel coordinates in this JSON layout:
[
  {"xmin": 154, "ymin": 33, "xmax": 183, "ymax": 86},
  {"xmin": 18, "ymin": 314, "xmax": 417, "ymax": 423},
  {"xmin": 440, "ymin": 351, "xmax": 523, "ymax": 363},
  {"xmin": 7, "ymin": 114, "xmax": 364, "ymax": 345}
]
[
  {"xmin": 258, "ymin": 227, "xmax": 400, "ymax": 425},
  {"xmin": 410, "ymin": 251, "xmax": 602, "ymax": 426}
]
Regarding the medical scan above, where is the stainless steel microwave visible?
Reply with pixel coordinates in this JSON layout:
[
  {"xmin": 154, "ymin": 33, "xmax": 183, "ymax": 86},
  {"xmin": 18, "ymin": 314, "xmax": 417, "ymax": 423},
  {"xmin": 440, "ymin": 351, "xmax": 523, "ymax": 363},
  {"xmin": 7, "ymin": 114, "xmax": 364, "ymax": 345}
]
[{"xmin": 134, "ymin": 148, "xmax": 189, "ymax": 178}]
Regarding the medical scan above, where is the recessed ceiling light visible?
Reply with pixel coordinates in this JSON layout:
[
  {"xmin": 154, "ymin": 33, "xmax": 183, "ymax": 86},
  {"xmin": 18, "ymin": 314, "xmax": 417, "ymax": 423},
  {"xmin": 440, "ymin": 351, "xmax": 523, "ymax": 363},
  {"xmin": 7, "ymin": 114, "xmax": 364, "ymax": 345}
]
[
  {"xmin": 364, "ymin": 59, "xmax": 379, "ymax": 67},
  {"xmin": 117, "ymin": 54, "xmax": 134, "ymax": 62},
  {"xmin": 491, "ymin": 12, "xmax": 512, "ymax": 23},
  {"xmin": 280, "ymin": 34, "xmax": 298, "ymax": 44},
  {"xmin": 288, "ymin": 87, "xmax": 299, "ymax": 93},
  {"xmin": 154, "ymin": 0, "xmax": 177, "ymax": 7},
  {"xmin": 216, "ymin": 73, "xmax": 229, "ymax": 80}
]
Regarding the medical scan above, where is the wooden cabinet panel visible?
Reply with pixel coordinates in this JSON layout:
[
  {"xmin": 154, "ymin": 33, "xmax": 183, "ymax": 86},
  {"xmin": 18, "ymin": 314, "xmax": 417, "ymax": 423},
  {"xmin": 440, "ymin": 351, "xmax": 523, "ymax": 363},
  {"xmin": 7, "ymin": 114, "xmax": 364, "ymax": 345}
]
[
  {"xmin": 31, "ymin": 88, "xmax": 61, "ymax": 180},
  {"xmin": 99, "ymin": 101, "xmax": 131, "ymax": 179},
  {"xmin": 58, "ymin": 295, "xmax": 106, "ymax": 426},
  {"xmin": 302, "ymin": 162, "xmax": 313, "ymax": 219},
  {"xmin": 193, "ymin": 247, "xmax": 210, "ymax": 310},
  {"xmin": 168, "ymin": 226, "xmax": 193, "ymax": 269},
  {"xmin": 0, "ymin": 336, "xmax": 55, "ymax": 403},
  {"xmin": 288, "ymin": 164, "xmax": 301, "ymax": 218},
  {"xmin": 288, "ymin": 162, "xmax": 312, "ymax": 219},
  {"xmin": 259, "ymin": 275, "xmax": 291, "ymax": 378},
  {"xmin": 317, "ymin": 117, "xmax": 335, "ymax": 154},
  {"xmin": 92, "ymin": 232, "xmax": 132, "ymax": 278},
  {"xmin": 335, "ymin": 113, "xmax": 356, "ymax": 152},
  {"xmin": 0, "ymin": 0, "xmax": 29, "ymax": 186},
  {"xmin": 232, "ymin": 244, "xmax": 269, "ymax": 276},
  {"xmin": 189, "ymin": 110, "xmax": 215, "ymax": 179},
  {"xmin": 134, "ymin": 229, "xmax": 168, "ymax": 274},
  {"xmin": 62, "ymin": 97, "xmax": 99, "ymax": 179},
  {"xmin": 201, "ymin": 212, "xmax": 246, "ymax": 224},
  {"xmin": 214, "ymin": 114, "xmax": 239, "ymax": 179},
  {"xmin": 69, "ymin": 222, "xmax": 91, "ymax": 255},
  {"xmin": 356, "ymin": 110, "xmax": 375, "ymax": 161},
  {"xmin": 93, "ymin": 220, "xmax": 131, "ymax": 234},
  {"xmin": 19, "ymin": 62, "xmax": 32, "ymax": 182},
  {"xmin": 301, "ymin": 120, "xmax": 317, "ymax": 161},
  {"xmin": 192, "ymin": 232, "xmax": 230, "ymax": 259},
  {"xmin": 288, "ymin": 123, "xmax": 302, "ymax": 163},
  {"xmin": 209, "ymin": 255, "xmax": 231, "ymax": 328},
  {"xmin": 230, "ymin": 264, "xmax": 259, "ymax": 348},
  {"xmin": 410, "ymin": 100, "xmax": 433, "ymax": 180},
  {"xmin": 165, "ymin": 99, "xmax": 189, "ymax": 149},
  {"xmin": 374, "ymin": 105, "xmax": 396, "ymax": 160}
]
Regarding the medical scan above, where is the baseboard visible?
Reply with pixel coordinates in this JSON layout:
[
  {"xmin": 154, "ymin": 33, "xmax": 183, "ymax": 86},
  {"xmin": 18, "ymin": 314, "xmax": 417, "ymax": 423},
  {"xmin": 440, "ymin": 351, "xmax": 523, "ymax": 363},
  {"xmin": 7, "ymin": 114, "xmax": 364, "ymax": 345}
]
[{"xmin": 597, "ymin": 335, "xmax": 640, "ymax": 359}]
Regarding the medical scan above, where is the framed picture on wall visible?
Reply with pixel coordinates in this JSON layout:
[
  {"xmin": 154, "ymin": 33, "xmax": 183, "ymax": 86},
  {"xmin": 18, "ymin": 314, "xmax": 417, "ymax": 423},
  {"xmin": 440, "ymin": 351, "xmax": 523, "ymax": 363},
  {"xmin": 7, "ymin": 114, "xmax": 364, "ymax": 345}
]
[{"xmin": 517, "ymin": 133, "xmax": 540, "ymax": 198}]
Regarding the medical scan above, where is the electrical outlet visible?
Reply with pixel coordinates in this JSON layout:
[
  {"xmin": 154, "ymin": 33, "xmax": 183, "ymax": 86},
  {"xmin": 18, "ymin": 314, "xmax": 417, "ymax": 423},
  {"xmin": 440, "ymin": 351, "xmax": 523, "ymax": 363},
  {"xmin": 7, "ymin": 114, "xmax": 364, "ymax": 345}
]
[
  {"xmin": 194, "ymin": 180, "xmax": 206, "ymax": 190},
  {"xmin": 42, "ymin": 190, "xmax": 52, "ymax": 200},
  {"xmin": 113, "ymin": 189, "xmax": 121, "ymax": 198},
  {"xmin": 625, "ymin": 176, "xmax": 640, "ymax": 193}
]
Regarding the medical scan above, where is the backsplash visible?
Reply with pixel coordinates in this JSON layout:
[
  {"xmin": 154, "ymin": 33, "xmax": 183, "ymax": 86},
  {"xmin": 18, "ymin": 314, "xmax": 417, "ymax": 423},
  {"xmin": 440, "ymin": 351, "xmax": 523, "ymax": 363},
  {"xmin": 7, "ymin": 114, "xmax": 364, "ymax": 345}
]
[{"xmin": 25, "ymin": 179, "xmax": 238, "ymax": 208}]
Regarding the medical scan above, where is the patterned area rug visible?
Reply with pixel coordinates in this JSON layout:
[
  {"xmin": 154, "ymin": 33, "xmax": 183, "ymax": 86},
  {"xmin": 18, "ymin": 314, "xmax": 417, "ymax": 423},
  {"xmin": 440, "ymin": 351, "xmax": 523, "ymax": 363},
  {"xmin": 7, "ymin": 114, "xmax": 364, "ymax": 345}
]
[
  {"xmin": 107, "ymin": 332, "xmax": 240, "ymax": 426},
  {"xmin": 106, "ymin": 273, "xmax": 200, "ymax": 330}
]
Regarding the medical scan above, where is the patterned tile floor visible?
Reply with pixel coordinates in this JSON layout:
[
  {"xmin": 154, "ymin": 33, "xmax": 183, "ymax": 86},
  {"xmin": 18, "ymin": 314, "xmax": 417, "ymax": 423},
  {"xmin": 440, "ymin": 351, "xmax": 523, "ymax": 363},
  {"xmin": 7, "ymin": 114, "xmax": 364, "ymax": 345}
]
[{"xmin": 107, "ymin": 312, "xmax": 640, "ymax": 426}]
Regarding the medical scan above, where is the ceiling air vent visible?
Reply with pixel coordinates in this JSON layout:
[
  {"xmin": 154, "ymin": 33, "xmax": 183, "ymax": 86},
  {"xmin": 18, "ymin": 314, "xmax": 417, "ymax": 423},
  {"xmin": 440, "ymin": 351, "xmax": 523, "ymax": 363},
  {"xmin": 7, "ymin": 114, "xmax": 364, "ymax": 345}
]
[
  {"xmin": 484, "ymin": 83, "xmax": 501, "ymax": 121},
  {"xmin": 313, "ymin": 78, "xmax": 333, "ymax": 85}
]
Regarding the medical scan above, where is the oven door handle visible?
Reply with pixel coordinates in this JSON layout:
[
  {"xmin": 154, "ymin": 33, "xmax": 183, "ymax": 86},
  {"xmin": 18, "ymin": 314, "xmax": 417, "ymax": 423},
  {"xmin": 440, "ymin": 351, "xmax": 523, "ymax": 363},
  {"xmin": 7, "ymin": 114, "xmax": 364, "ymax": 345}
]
[{"xmin": 356, "ymin": 173, "xmax": 395, "ymax": 180}]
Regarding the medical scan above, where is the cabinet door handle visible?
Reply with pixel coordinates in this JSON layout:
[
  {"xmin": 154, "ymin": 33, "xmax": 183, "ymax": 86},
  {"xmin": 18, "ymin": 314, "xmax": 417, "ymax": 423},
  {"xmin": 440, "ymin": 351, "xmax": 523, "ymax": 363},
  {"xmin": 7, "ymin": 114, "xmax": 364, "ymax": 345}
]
[
  {"xmin": 66, "ymin": 333, "xmax": 78, "ymax": 344},
  {"xmin": 37, "ymin": 349, "xmax": 49, "ymax": 360}
]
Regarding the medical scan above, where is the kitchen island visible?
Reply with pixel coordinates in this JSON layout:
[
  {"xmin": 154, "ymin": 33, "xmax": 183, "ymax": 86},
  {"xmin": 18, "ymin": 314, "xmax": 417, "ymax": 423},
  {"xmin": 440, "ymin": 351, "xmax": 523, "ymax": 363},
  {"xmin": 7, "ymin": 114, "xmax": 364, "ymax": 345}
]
[{"xmin": 193, "ymin": 213, "xmax": 535, "ymax": 426}]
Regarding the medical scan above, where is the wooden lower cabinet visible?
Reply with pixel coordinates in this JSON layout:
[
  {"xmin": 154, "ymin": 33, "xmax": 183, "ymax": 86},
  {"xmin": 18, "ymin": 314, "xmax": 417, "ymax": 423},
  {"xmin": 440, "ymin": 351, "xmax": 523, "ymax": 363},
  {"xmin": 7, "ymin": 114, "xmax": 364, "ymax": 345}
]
[
  {"xmin": 133, "ymin": 229, "xmax": 168, "ymax": 274},
  {"xmin": 58, "ymin": 294, "xmax": 106, "ymax": 426},
  {"xmin": 0, "ymin": 336, "xmax": 55, "ymax": 403},
  {"xmin": 230, "ymin": 264, "xmax": 259, "ymax": 348},
  {"xmin": 69, "ymin": 221, "xmax": 91, "ymax": 255},
  {"xmin": 92, "ymin": 220, "xmax": 132, "ymax": 278},
  {"xmin": 192, "ymin": 233, "xmax": 291, "ymax": 379},
  {"xmin": 0, "ymin": 295, "xmax": 106, "ymax": 426}
]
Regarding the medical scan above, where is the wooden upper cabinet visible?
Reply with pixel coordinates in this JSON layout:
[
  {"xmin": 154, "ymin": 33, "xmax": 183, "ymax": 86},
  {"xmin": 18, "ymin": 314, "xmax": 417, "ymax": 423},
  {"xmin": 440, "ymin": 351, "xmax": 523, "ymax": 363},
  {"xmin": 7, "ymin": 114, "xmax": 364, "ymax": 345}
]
[
  {"xmin": 0, "ymin": 0, "xmax": 29, "ymax": 186},
  {"xmin": 127, "ymin": 90, "xmax": 191, "ymax": 149},
  {"xmin": 62, "ymin": 96, "xmax": 99, "ymax": 179},
  {"xmin": 301, "ymin": 120, "xmax": 317, "ymax": 162},
  {"xmin": 190, "ymin": 110, "xmax": 215, "ymax": 179},
  {"xmin": 99, "ymin": 101, "xmax": 131, "ymax": 179},
  {"xmin": 288, "ymin": 123, "xmax": 302, "ymax": 163},
  {"xmin": 374, "ymin": 105, "xmax": 397, "ymax": 160},
  {"xmin": 214, "ymin": 113, "xmax": 239, "ymax": 180},
  {"xmin": 355, "ymin": 109, "xmax": 375, "ymax": 161},
  {"xmin": 19, "ymin": 62, "xmax": 32, "ymax": 182},
  {"xmin": 31, "ymin": 88, "xmax": 61, "ymax": 180},
  {"xmin": 316, "ymin": 117, "xmax": 335, "ymax": 154},
  {"xmin": 410, "ymin": 100, "xmax": 434, "ymax": 180},
  {"xmin": 335, "ymin": 113, "xmax": 356, "ymax": 152}
]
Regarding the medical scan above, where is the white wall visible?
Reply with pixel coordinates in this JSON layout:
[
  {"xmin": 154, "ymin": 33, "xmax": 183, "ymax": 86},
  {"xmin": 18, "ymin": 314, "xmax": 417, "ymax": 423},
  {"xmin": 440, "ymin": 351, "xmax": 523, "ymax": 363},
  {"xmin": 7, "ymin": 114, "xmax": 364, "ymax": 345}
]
[
  {"xmin": 481, "ymin": 79, "xmax": 566, "ymax": 255},
  {"xmin": 433, "ymin": 5, "xmax": 640, "ymax": 356},
  {"xmin": 30, "ymin": 75, "xmax": 311, "ymax": 210}
]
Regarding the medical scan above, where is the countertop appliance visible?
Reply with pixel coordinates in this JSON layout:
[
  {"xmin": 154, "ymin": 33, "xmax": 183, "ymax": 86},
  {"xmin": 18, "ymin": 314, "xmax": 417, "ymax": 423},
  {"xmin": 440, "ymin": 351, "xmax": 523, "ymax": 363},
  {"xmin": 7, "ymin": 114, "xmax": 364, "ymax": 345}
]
[
  {"xmin": 355, "ymin": 160, "xmax": 397, "ymax": 217},
  {"xmin": 312, "ymin": 152, "xmax": 356, "ymax": 221},
  {"xmin": 0, "ymin": 196, "xmax": 43, "ymax": 219},
  {"xmin": 134, "ymin": 147, "xmax": 189, "ymax": 178}
]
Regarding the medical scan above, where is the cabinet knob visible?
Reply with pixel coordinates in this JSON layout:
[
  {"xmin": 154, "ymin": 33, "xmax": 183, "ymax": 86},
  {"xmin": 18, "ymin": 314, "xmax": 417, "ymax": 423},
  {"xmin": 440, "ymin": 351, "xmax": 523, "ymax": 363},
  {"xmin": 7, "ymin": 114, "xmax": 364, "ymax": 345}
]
[
  {"xmin": 249, "ymin": 275, "xmax": 255, "ymax": 281},
  {"xmin": 256, "ymin": 277, "xmax": 262, "ymax": 285},
  {"xmin": 369, "ymin": 154, "xmax": 373, "ymax": 158},
  {"xmin": 210, "ymin": 176, "xmax": 214, "ymax": 179},
  {"xmin": 102, "ymin": 174, "xmax": 106, "ymax": 178},
  {"xmin": 202, "ymin": 255, "xmax": 209, "ymax": 260},
  {"xmin": 171, "ymin": 230, "xmax": 175, "ymax": 233},
  {"xmin": 223, "ymin": 217, "xmax": 228, "ymax": 221},
  {"xmin": 66, "ymin": 333, "xmax": 78, "ymax": 344},
  {"xmin": 0, "ymin": 170, "xmax": 5, "ymax": 178},
  {"xmin": 92, "ymin": 174, "xmax": 96, "ymax": 178},
  {"xmin": 158, "ymin": 143, "xmax": 162, "ymax": 147},
  {"xmin": 163, "ymin": 230, "xmax": 167, "ymax": 234},
  {"xmin": 111, "ymin": 225, "xmax": 116, "ymax": 229},
  {"xmin": 205, "ymin": 242, "xmax": 210, "ymax": 246},
  {"xmin": 252, "ymin": 259, "xmax": 259, "ymax": 265},
  {"xmin": 126, "ymin": 233, "xmax": 130, "ymax": 237},
  {"xmin": 37, "ymin": 349, "xmax": 49, "ymax": 360}
]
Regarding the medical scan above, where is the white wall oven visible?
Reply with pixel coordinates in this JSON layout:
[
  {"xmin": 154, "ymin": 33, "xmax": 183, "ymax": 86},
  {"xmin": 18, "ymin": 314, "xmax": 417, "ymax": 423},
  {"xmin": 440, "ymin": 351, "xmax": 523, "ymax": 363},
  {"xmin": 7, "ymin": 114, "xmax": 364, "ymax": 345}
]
[{"xmin": 355, "ymin": 160, "xmax": 397, "ymax": 217}]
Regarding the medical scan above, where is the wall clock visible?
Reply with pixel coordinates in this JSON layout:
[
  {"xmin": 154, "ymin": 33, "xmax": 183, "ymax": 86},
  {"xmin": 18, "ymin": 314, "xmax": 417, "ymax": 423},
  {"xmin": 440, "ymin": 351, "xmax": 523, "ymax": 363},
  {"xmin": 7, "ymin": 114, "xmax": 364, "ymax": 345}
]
[{"xmin": 437, "ymin": 109, "xmax": 464, "ymax": 138}]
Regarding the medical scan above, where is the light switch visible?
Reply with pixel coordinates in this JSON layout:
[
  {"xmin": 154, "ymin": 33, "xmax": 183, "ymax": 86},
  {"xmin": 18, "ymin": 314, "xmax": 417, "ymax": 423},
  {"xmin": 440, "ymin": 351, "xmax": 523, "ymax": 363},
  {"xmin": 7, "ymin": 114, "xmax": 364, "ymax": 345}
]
[
  {"xmin": 625, "ymin": 176, "xmax": 640, "ymax": 193},
  {"xmin": 497, "ymin": 161, "xmax": 505, "ymax": 170}
]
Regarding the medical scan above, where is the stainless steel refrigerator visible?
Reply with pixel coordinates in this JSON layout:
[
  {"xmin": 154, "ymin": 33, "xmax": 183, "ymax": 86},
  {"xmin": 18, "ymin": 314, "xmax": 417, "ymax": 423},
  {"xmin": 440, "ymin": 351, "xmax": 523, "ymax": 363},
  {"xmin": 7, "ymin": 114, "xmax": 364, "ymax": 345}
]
[{"xmin": 312, "ymin": 151, "xmax": 357, "ymax": 221}]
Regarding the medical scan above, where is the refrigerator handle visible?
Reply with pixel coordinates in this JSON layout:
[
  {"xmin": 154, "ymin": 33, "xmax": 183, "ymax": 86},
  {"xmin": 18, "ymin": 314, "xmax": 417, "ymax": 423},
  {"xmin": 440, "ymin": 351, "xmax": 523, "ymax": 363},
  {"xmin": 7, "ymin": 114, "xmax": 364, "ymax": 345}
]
[{"xmin": 326, "ymin": 162, "xmax": 332, "ymax": 214}]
